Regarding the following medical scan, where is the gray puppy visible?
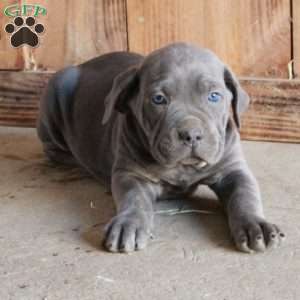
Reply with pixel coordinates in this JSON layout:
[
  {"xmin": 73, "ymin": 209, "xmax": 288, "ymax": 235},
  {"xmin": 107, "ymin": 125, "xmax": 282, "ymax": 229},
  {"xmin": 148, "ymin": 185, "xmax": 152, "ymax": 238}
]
[{"xmin": 37, "ymin": 43, "xmax": 285, "ymax": 253}]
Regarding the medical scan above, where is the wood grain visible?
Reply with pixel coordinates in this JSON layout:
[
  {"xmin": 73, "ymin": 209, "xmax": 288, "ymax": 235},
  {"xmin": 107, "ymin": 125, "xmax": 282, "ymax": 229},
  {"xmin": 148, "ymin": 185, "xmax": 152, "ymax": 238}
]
[
  {"xmin": 0, "ymin": 71, "xmax": 300, "ymax": 142},
  {"xmin": 0, "ymin": 71, "xmax": 52, "ymax": 127},
  {"xmin": 0, "ymin": 0, "xmax": 23, "ymax": 69},
  {"xmin": 127, "ymin": 0, "xmax": 291, "ymax": 78},
  {"xmin": 240, "ymin": 78, "xmax": 300, "ymax": 142},
  {"xmin": 293, "ymin": 0, "xmax": 300, "ymax": 77},
  {"xmin": 13, "ymin": 0, "xmax": 128, "ymax": 71}
]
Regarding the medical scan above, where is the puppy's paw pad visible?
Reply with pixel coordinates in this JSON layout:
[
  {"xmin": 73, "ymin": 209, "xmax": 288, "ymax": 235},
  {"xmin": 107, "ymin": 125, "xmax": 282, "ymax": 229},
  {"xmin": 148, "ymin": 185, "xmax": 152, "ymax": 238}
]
[{"xmin": 103, "ymin": 212, "xmax": 151, "ymax": 253}]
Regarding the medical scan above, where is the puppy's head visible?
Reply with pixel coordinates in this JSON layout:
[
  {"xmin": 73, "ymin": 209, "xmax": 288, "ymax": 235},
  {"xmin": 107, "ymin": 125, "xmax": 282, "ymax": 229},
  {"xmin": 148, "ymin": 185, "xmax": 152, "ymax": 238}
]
[{"xmin": 103, "ymin": 43, "xmax": 249, "ymax": 167}]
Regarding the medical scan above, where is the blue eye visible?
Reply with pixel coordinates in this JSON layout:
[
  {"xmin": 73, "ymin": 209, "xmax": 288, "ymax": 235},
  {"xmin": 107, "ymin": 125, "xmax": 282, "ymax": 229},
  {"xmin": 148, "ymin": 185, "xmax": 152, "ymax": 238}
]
[
  {"xmin": 152, "ymin": 94, "xmax": 167, "ymax": 105},
  {"xmin": 208, "ymin": 92, "xmax": 222, "ymax": 103}
]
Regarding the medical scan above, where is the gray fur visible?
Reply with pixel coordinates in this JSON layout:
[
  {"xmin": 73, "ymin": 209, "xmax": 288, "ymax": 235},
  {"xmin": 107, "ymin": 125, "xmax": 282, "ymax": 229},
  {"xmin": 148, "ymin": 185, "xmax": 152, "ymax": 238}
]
[{"xmin": 37, "ymin": 43, "xmax": 284, "ymax": 253}]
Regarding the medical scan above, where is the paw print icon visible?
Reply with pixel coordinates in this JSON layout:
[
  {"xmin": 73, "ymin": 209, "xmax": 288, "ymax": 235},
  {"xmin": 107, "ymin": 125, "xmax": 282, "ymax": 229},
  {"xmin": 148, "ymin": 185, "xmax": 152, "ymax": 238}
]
[{"xmin": 5, "ymin": 16, "xmax": 45, "ymax": 48}]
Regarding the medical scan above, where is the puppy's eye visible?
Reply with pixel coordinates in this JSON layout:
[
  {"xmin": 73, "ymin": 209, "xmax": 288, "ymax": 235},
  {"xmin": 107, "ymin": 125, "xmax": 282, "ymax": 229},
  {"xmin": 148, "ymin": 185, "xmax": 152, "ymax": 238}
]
[
  {"xmin": 151, "ymin": 94, "xmax": 167, "ymax": 105},
  {"xmin": 208, "ymin": 92, "xmax": 222, "ymax": 103}
]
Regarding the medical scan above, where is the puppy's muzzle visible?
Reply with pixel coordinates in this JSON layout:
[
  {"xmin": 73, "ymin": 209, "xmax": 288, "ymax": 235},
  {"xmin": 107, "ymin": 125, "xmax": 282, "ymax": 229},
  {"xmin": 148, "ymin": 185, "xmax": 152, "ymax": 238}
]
[
  {"xmin": 176, "ymin": 117, "xmax": 208, "ymax": 167},
  {"xmin": 177, "ymin": 116, "xmax": 204, "ymax": 147}
]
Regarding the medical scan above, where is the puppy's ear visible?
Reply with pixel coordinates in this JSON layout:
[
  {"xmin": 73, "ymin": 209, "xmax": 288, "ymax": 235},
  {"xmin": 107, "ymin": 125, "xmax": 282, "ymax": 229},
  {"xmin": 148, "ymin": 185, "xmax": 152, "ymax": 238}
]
[
  {"xmin": 102, "ymin": 67, "xmax": 139, "ymax": 124},
  {"xmin": 224, "ymin": 67, "xmax": 250, "ymax": 129}
]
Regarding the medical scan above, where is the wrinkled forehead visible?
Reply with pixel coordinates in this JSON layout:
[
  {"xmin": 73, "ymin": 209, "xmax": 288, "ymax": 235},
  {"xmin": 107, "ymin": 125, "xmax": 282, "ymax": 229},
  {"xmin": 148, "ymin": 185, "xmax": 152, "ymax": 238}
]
[{"xmin": 139, "ymin": 45, "xmax": 225, "ymax": 89}]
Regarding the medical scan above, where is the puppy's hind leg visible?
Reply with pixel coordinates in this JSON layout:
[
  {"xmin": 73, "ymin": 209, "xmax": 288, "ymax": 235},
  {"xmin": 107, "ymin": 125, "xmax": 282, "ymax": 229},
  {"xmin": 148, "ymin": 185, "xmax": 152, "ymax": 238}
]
[
  {"xmin": 38, "ymin": 121, "xmax": 76, "ymax": 166},
  {"xmin": 37, "ymin": 66, "xmax": 80, "ymax": 166}
]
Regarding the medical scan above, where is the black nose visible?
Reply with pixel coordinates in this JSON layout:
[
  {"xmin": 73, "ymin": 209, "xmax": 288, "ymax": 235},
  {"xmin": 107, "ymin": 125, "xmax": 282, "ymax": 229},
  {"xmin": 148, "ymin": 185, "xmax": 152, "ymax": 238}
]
[{"xmin": 178, "ymin": 128, "xmax": 203, "ymax": 146}]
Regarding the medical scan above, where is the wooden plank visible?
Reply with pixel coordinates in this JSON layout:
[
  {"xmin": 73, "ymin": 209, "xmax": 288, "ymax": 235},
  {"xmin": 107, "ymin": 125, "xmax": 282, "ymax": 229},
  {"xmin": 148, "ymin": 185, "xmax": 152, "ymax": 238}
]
[
  {"xmin": 127, "ymin": 0, "xmax": 291, "ymax": 78},
  {"xmin": 240, "ymin": 78, "xmax": 300, "ymax": 142},
  {"xmin": 0, "ymin": 0, "xmax": 23, "ymax": 69},
  {"xmin": 293, "ymin": 0, "xmax": 300, "ymax": 77},
  {"xmin": 18, "ymin": 0, "xmax": 128, "ymax": 71},
  {"xmin": 0, "ymin": 71, "xmax": 52, "ymax": 126},
  {"xmin": 0, "ymin": 71, "xmax": 300, "ymax": 143}
]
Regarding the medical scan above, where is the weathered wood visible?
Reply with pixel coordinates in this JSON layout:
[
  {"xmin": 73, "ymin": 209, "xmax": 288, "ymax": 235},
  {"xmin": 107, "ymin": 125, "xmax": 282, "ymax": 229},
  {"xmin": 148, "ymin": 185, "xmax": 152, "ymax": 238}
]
[
  {"xmin": 240, "ymin": 78, "xmax": 300, "ymax": 142},
  {"xmin": 0, "ymin": 71, "xmax": 52, "ymax": 127},
  {"xmin": 293, "ymin": 0, "xmax": 300, "ymax": 77},
  {"xmin": 127, "ymin": 0, "xmax": 291, "ymax": 78},
  {"xmin": 27, "ymin": 0, "xmax": 128, "ymax": 70},
  {"xmin": 0, "ymin": 71, "xmax": 300, "ymax": 143},
  {"xmin": 26, "ymin": 0, "xmax": 128, "ymax": 70},
  {"xmin": 0, "ymin": 0, "xmax": 23, "ymax": 69}
]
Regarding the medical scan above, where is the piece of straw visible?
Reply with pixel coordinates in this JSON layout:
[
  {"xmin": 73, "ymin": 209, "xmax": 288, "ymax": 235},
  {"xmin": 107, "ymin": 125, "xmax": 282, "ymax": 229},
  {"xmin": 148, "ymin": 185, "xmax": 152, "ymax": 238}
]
[{"xmin": 155, "ymin": 208, "xmax": 216, "ymax": 216}]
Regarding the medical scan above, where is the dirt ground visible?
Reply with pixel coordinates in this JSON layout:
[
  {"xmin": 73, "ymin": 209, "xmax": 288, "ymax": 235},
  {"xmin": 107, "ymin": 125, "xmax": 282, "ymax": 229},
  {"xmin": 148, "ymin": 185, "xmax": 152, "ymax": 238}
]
[{"xmin": 0, "ymin": 126, "xmax": 299, "ymax": 300}]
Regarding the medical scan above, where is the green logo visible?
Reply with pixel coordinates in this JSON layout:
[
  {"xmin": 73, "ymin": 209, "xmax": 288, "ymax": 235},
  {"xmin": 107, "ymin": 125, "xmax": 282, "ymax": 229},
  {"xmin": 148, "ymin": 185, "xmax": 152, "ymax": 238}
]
[{"xmin": 4, "ymin": 4, "xmax": 47, "ymax": 17}]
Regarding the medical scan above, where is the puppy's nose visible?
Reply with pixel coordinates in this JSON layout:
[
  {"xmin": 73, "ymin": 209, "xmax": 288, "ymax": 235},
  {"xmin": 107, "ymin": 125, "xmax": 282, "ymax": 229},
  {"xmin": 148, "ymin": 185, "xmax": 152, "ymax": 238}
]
[{"xmin": 178, "ymin": 128, "xmax": 203, "ymax": 146}]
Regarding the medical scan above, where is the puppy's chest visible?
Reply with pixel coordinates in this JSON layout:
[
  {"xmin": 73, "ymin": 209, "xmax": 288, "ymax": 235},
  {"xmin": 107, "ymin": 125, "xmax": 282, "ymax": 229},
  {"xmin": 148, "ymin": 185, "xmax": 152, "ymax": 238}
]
[
  {"xmin": 137, "ymin": 164, "xmax": 219, "ymax": 194},
  {"xmin": 159, "ymin": 165, "xmax": 214, "ymax": 190}
]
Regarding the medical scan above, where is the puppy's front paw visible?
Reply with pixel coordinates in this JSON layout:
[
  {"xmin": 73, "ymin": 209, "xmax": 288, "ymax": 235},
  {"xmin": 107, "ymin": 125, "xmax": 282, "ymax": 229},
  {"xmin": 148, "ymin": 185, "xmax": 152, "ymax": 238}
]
[
  {"xmin": 230, "ymin": 216, "xmax": 285, "ymax": 253},
  {"xmin": 103, "ymin": 210, "xmax": 152, "ymax": 253}
]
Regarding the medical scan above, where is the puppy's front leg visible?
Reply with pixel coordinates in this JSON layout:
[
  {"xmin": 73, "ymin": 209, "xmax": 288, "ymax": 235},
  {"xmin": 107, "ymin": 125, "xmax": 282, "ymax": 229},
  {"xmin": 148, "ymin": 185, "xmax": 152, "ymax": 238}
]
[
  {"xmin": 210, "ymin": 166, "xmax": 285, "ymax": 253},
  {"xmin": 104, "ymin": 171, "xmax": 159, "ymax": 253}
]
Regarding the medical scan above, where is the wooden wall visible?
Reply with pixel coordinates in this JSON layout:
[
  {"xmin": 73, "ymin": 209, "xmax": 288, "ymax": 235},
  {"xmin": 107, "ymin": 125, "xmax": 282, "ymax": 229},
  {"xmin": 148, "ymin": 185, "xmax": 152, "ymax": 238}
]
[
  {"xmin": 0, "ymin": 0, "xmax": 292, "ymax": 76},
  {"xmin": 0, "ymin": 0, "xmax": 300, "ymax": 142},
  {"xmin": 127, "ymin": 0, "xmax": 291, "ymax": 78},
  {"xmin": 293, "ymin": 0, "xmax": 300, "ymax": 77}
]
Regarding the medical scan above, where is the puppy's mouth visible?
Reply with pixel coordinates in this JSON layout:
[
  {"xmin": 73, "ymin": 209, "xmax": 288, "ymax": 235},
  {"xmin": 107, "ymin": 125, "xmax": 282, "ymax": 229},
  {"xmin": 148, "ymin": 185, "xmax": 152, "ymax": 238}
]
[
  {"xmin": 180, "ymin": 157, "xmax": 208, "ymax": 168},
  {"xmin": 180, "ymin": 146, "xmax": 209, "ymax": 168}
]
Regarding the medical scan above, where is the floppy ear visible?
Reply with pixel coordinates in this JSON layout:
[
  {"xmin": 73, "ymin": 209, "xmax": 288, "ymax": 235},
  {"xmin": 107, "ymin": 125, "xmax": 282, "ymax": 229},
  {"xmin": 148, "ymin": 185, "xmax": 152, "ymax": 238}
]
[
  {"xmin": 224, "ymin": 67, "xmax": 250, "ymax": 129},
  {"xmin": 102, "ymin": 67, "xmax": 139, "ymax": 124}
]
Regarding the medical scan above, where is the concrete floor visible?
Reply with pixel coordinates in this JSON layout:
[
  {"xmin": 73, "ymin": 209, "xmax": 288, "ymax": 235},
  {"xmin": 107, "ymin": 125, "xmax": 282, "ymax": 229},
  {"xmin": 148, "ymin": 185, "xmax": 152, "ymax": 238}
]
[{"xmin": 0, "ymin": 126, "xmax": 299, "ymax": 300}]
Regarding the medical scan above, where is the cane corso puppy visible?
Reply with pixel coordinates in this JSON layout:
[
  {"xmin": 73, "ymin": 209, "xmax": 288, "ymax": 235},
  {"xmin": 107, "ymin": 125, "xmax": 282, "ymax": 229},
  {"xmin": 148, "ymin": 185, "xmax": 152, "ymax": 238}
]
[{"xmin": 37, "ymin": 43, "xmax": 285, "ymax": 253}]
